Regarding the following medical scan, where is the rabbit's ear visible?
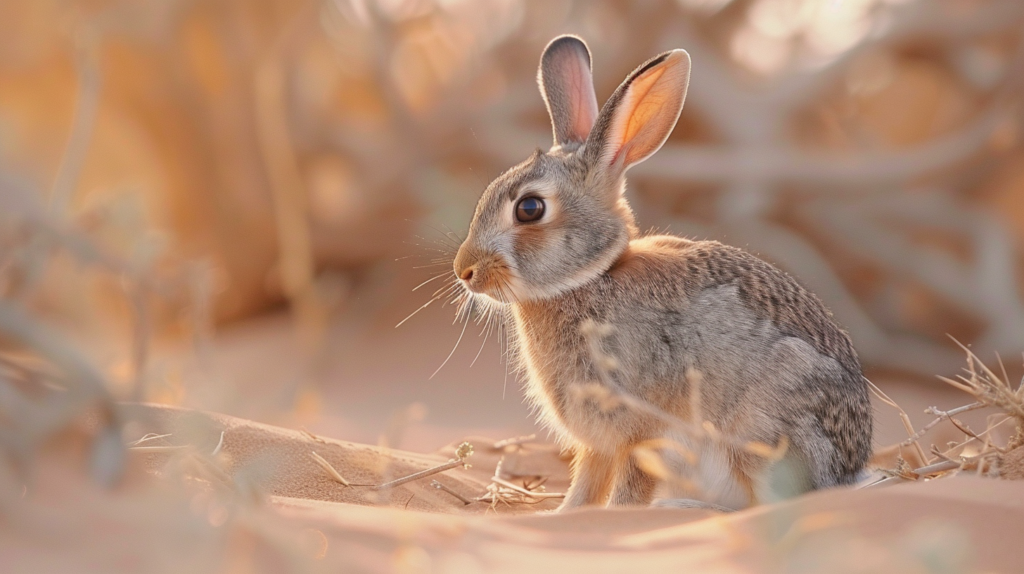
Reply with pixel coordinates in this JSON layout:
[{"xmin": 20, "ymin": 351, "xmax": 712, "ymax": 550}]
[
  {"xmin": 587, "ymin": 49, "xmax": 690, "ymax": 176},
  {"xmin": 538, "ymin": 35, "xmax": 599, "ymax": 146}
]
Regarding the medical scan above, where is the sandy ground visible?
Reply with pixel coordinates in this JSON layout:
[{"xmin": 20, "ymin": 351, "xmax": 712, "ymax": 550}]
[{"xmin": 5, "ymin": 403, "xmax": 1022, "ymax": 574}]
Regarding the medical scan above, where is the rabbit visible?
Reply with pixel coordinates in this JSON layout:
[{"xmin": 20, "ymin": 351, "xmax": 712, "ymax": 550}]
[{"xmin": 451, "ymin": 35, "xmax": 872, "ymax": 512}]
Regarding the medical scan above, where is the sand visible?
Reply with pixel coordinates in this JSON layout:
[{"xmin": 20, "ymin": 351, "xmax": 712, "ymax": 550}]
[{"xmin": 4, "ymin": 403, "xmax": 1022, "ymax": 574}]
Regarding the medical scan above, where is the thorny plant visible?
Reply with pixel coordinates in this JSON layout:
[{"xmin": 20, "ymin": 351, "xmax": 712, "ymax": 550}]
[
  {"xmin": 0, "ymin": 218, "xmax": 218, "ymax": 486},
  {"xmin": 869, "ymin": 340, "xmax": 1024, "ymax": 486}
]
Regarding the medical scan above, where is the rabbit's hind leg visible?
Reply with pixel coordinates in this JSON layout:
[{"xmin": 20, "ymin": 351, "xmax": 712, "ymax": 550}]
[
  {"xmin": 786, "ymin": 422, "xmax": 851, "ymax": 491},
  {"xmin": 558, "ymin": 446, "xmax": 617, "ymax": 511}
]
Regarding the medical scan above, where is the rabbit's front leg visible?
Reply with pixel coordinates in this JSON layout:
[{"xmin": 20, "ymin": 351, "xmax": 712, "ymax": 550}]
[
  {"xmin": 558, "ymin": 447, "xmax": 616, "ymax": 511},
  {"xmin": 607, "ymin": 453, "xmax": 657, "ymax": 507}
]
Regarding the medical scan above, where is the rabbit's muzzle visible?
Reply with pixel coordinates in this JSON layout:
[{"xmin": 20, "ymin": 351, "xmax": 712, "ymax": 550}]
[{"xmin": 453, "ymin": 246, "xmax": 511, "ymax": 299}]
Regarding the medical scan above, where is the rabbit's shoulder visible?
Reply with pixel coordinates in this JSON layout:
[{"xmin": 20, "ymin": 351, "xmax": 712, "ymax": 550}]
[{"xmin": 609, "ymin": 235, "xmax": 860, "ymax": 374}]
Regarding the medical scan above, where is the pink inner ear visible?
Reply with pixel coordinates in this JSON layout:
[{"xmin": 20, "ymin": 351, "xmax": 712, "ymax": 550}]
[
  {"xmin": 548, "ymin": 47, "xmax": 598, "ymax": 143},
  {"xmin": 604, "ymin": 51, "xmax": 689, "ymax": 170},
  {"xmin": 566, "ymin": 62, "xmax": 598, "ymax": 142}
]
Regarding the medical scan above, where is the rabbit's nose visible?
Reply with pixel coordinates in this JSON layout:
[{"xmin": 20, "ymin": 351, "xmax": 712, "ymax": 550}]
[{"xmin": 453, "ymin": 244, "xmax": 481, "ymax": 286}]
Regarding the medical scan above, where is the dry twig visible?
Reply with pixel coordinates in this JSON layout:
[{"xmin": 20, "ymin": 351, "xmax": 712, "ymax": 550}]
[
  {"xmin": 430, "ymin": 480, "xmax": 472, "ymax": 505},
  {"xmin": 372, "ymin": 442, "xmax": 473, "ymax": 491},
  {"xmin": 871, "ymin": 342, "xmax": 1024, "ymax": 487},
  {"xmin": 492, "ymin": 434, "xmax": 537, "ymax": 450}
]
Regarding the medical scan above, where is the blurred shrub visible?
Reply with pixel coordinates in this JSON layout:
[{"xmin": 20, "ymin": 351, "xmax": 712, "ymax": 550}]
[{"xmin": 0, "ymin": 0, "xmax": 1023, "ymax": 377}]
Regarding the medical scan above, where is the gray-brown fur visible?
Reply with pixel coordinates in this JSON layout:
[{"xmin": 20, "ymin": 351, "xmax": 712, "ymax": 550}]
[
  {"xmin": 516, "ymin": 238, "xmax": 870, "ymax": 488},
  {"xmin": 451, "ymin": 35, "xmax": 872, "ymax": 511},
  {"xmin": 674, "ymin": 241, "xmax": 859, "ymax": 374}
]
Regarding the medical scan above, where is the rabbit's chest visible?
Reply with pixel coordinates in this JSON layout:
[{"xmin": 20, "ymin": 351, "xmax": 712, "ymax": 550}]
[{"xmin": 511, "ymin": 302, "xmax": 662, "ymax": 448}]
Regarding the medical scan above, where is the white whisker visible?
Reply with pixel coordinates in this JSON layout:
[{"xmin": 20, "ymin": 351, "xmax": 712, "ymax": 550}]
[
  {"xmin": 396, "ymin": 282, "xmax": 459, "ymax": 328},
  {"xmin": 440, "ymin": 223, "xmax": 465, "ymax": 245},
  {"xmin": 470, "ymin": 322, "xmax": 490, "ymax": 368},
  {"xmin": 424, "ymin": 226, "xmax": 463, "ymax": 250},
  {"xmin": 412, "ymin": 272, "xmax": 450, "ymax": 292},
  {"xmin": 431, "ymin": 298, "xmax": 475, "ymax": 380},
  {"xmin": 431, "ymin": 279, "xmax": 459, "ymax": 298},
  {"xmin": 501, "ymin": 317, "xmax": 510, "ymax": 400}
]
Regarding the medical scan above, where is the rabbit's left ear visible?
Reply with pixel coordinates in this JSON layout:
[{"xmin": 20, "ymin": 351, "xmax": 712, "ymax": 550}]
[
  {"xmin": 538, "ymin": 35, "xmax": 600, "ymax": 146},
  {"xmin": 587, "ymin": 50, "xmax": 690, "ymax": 176}
]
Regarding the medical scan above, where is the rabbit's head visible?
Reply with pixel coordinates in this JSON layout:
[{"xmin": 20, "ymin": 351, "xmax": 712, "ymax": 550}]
[{"xmin": 454, "ymin": 35, "xmax": 691, "ymax": 303}]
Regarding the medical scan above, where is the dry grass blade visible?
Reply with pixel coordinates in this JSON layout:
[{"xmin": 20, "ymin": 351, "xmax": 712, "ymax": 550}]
[
  {"xmin": 578, "ymin": 321, "xmax": 792, "ymax": 465},
  {"xmin": 211, "ymin": 431, "xmax": 226, "ymax": 456},
  {"xmin": 309, "ymin": 451, "xmax": 350, "ymax": 486},
  {"xmin": 186, "ymin": 453, "xmax": 235, "ymax": 489},
  {"xmin": 301, "ymin": 429, "xmax": 328, "ymax": 444},
  {"xmin": 570, "ymin": 381, "xmax": 789, "ymax": 462},
  {"xmin": 744, "ymin": 436, "xmax": 790, "ymax": 460},
  {"xmin": 128, "ymin": 433, "xmax": 172, "ymax": 447},
  {"xmin": 866, "ymin": 459, "xmax": 965, "ymax": 488},
  {"xmin": 129, "ymin": 445, "xmax": 189, "ymax": 454},
  {"xmin": 473, "ymin": 456, "xmax": 565, "ymax": 508}
]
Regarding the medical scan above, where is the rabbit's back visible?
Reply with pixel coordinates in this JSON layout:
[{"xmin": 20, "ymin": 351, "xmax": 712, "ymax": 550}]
[
  {"xmin": 611, "ymin": 235, "xmax": 859, "ymax": 373},
  {"xmin": 513, "ymin": 235, "xmax": 872, "ymax": 495}
]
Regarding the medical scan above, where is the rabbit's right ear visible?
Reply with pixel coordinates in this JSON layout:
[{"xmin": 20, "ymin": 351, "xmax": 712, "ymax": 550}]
[{"xmin": 538, "ymin": 35, "xmax": 599, "ymax": 146}]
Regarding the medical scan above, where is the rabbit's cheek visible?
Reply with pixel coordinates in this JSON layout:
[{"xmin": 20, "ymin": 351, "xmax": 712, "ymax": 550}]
[{"xmin": 510, "ymin": 223, "xmax": 551, "ymax": 264}]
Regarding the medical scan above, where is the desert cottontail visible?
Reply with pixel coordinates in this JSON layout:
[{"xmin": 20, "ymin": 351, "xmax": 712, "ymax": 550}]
[{"xmin": 452, "ymin": 35, "xmax": 872, "ymax": 511}]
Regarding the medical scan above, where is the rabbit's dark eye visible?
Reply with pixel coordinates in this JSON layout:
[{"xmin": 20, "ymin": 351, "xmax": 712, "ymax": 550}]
[{"xmin": 515, "ymin": 197, "xmax": 545, "ymax": 223}]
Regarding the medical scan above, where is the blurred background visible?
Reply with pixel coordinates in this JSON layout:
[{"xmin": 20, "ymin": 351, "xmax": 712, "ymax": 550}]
[{"xmin": 2, "ymin": 0, "xmax": 1024, "ymax": 453}]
